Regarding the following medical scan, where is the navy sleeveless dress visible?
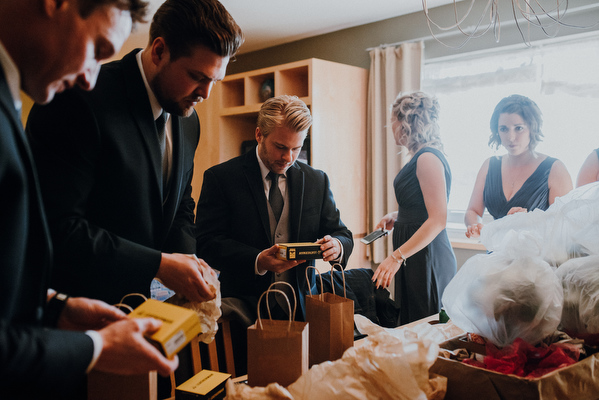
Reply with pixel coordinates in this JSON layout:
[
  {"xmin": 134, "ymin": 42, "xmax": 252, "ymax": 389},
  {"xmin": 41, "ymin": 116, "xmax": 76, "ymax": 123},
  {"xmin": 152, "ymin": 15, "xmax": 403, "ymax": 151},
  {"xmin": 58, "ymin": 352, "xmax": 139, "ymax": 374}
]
[
  {"xmin": 392, "ymin": 147, "xmax": 457, "ymax": 325},
  {"xmin": 483, "ymin": 156, "xmax": 556, "ymax": 219}
]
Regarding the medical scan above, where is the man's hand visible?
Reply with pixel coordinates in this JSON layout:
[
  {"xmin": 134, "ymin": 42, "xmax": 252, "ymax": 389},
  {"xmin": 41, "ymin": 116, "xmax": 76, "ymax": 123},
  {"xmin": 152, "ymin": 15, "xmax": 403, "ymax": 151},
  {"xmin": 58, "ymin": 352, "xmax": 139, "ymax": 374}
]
[
  {"xmin": 157, "ymin": 253, "xmax": 217, "ymax": 303},
  {"xmin": 316, "ymin": 235, "xmax": 341, "ymax": 262},
  {"xmin": 57, "ymin": 296, "xmax": 127, "ymax": 331},
  {"xmin": 94, "ymin": 318, "xmax": 179, "ymax": 377},
  {"xmin": 257, "ymin": 245, "xmax": 304, "ymax": 274}
]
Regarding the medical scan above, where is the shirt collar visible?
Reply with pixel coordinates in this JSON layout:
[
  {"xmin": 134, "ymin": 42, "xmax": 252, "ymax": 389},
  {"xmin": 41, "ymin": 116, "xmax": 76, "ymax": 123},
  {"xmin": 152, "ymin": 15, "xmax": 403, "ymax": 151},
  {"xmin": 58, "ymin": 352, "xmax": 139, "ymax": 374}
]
[
  {"xmin": 0, "ymin": 40, "xmax": 22, "ymax": 112},
  {"xmin": 136, "ymin": 50, "xmax": 165, "ymax": 121},
  {"xmin": 255, "ymin": 145, "xmax": 288, "ymax": 181}
]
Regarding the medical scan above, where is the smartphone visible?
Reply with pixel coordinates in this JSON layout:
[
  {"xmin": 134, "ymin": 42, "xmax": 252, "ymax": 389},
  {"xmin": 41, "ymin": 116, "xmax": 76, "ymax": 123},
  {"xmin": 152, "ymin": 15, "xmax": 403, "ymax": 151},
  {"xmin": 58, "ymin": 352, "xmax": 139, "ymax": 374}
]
[{"xmin": 360, "ymin": 228, "xmax": 388, "ymax": 245}]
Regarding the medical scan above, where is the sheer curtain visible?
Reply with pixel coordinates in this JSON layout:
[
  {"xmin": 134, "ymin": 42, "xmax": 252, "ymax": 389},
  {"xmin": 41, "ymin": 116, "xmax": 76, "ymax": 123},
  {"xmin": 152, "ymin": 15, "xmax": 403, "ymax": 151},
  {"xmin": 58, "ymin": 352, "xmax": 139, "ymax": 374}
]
[{"xmin": 367, "ymin": 42, "xmax": 423, "ymax": 264}]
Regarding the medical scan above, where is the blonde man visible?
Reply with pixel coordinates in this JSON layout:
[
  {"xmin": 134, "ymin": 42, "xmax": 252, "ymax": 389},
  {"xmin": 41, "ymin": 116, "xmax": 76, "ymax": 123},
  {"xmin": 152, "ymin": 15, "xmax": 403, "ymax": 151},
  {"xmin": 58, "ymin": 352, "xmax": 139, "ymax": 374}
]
[{"xmin": 196, "ymin": 94, "xmax": 353, "ymax": 321}]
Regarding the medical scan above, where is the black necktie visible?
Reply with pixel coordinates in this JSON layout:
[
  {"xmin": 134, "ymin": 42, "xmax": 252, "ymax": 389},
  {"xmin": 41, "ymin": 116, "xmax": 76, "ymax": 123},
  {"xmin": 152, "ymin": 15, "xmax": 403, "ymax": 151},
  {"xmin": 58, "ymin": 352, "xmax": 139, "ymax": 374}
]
[
  {"xmin": 268, "ymin": 171, "xmax": 284, "ymax": 222},
  {"xmin": 155, "ymin": 111, "xmax": 167, "ymax": 158},
  {"xmin": 155, "ymin": 111, "xmax": 168, "ymax": 199}
]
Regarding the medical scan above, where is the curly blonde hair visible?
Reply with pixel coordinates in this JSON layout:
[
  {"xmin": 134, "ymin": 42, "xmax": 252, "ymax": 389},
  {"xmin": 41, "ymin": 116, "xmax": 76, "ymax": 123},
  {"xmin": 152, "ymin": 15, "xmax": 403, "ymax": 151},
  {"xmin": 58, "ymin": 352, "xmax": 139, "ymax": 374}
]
[{"xmin": 391, "ymin": 91, "xmax": 443, "ymax": 153}]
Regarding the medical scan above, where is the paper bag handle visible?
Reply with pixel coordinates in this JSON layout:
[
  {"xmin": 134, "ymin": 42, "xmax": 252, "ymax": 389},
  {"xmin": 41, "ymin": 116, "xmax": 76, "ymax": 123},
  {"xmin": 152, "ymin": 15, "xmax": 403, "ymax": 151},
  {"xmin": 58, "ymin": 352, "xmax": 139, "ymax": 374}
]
[
  {"xmin": 114, "ymin": 293, "xmax": 148, "ymax": 313},
  {"xmin": 256, "ymin": 282, "xmax": 296, "ymax": 331},
  {"xmin": 305, "ymin": 265, "xmax": 324, "ymax": 299},
  {"xmin": 330, "ymin": 263, "xmax": 347, "ymax": 298},
  {"xmin": 267, "ymin": 281, "xmax": 297, "ymax": 320}
]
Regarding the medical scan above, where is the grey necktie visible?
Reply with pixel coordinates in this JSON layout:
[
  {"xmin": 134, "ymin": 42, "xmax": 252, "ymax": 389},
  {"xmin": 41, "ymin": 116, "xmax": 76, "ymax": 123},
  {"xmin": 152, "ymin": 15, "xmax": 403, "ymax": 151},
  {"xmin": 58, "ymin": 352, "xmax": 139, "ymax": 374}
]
[{"xmin": 268, "ymin": 171, "xmax": 284, "ymax": 222}]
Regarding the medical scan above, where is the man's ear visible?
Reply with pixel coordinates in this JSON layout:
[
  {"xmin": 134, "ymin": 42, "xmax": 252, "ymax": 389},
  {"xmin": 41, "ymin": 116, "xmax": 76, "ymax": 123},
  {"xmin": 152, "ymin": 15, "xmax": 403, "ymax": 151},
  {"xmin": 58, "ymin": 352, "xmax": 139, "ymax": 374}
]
[
  {"xmin": 150, "ymin": 37, "xmax": 169, "ymax": 66},
  {"xmin": 255, "ymin": 127, "xmax": 263, "ymax": 143},
  {"xmin": 42, "ymin": 0, "xmax": 68, "ymax": 17}
]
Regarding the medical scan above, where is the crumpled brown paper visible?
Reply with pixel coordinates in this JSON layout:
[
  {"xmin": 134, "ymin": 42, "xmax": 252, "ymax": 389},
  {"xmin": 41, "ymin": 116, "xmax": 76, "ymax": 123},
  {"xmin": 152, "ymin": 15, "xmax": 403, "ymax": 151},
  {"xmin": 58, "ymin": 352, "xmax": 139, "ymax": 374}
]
[
  {"xmin": 167, "ymin": 260, "xmax": 222, "ymax": 344},
  {"xmin": 225, "ymin": 328, "xmax": 446, "ymax": 400}
]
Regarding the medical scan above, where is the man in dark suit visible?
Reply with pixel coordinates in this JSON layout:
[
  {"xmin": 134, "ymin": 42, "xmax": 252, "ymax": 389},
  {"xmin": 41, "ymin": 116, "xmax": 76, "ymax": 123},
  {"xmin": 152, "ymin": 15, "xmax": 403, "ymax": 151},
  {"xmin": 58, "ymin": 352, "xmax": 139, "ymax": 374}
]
[
  {"xmin": 0, "ymin": 0, "xmax": 180, "ymax": 398},
  {"xmin": 196, "ymin": 95, "xmax": 354, "ymax": 322},
  {"xmin": 27, "ymin": 0, "xmax": 244, "ymax": 306}
]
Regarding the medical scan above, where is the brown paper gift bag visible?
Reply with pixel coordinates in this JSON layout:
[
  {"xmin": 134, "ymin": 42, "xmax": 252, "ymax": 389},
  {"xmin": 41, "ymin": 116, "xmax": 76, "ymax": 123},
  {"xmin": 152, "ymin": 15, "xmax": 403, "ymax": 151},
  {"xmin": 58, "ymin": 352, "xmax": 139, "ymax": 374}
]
[
  {"xmin": 305, "ymin": 264, "xmax": 354, "ymax": 367},
  {"xmin": 247, "ymin": 283, "xmax": 309, "ymax": 387}
]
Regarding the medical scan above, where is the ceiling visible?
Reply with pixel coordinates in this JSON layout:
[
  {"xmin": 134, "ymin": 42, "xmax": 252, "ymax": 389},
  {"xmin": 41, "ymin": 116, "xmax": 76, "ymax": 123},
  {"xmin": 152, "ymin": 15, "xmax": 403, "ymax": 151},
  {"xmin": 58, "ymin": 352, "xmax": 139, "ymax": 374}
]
[{"xmin": 142, "ymin": 0, "xmax": 457, "ymax": 54}]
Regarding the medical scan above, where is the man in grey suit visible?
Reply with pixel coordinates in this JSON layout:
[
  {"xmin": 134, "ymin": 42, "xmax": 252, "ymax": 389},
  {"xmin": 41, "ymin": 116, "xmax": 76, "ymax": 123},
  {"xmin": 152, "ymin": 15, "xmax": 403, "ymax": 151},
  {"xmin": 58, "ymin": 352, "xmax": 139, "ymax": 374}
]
[
  {"xmin": 196, "ymin": 95, "xmax": 354, "ymax": 322},
  {"xmin": 27, "ymin": 0, "xmax": 243, "ymax": 306},
  {"xmin": 0, "ymin": 0, "xmax": 181, "ymax": 398}
]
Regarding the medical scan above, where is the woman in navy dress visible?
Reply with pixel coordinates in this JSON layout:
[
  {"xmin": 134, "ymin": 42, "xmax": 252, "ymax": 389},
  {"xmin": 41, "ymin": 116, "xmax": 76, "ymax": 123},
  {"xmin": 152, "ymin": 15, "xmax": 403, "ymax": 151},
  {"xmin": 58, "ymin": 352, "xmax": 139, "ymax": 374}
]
[
  {"xmin": 372, "ymin": 92, "xmax": 457, "ymax": 325},
  {"xmin": 465, "ymin": 95, "xmax": 573, "ymax": 238}
]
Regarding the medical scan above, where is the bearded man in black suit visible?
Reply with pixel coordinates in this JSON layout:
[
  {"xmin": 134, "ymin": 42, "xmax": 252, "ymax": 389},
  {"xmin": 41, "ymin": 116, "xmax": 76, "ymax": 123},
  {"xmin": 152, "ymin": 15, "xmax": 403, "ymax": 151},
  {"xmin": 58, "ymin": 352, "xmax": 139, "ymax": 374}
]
[
  {"xmin": 0, "ymin": 0, "xmax": 184, "ymax": 398},
  {"xmin": 27, "ymin": 0, "xmax": 244, "ymax": 306}
]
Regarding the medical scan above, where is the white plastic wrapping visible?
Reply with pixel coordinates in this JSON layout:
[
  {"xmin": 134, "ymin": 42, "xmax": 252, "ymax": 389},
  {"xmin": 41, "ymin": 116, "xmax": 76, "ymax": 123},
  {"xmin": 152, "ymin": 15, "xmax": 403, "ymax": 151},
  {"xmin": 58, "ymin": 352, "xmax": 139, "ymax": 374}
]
[
  {"xmin": 556, "ymin": 255, "xmax": 599, "ymax": 336},
  {"xmin": 442, "ymin": 247, "xmax": 563, "ymax": 347}
]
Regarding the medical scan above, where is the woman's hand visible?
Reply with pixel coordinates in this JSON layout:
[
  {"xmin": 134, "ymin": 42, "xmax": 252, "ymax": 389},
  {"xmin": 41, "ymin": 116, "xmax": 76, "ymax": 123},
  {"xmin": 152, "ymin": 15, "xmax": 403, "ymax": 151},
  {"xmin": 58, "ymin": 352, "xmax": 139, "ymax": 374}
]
[
  {"xmin": 507, "ymin": 206, "xmax": 527, "ymax": 215},
  {"xmin": 372, "ymin": 255, "xmax": 403, "ymax": 289},
  {"xmin": 465, "ymin": 223, "xmax": 484, "ymax": 238},
  {"xmin": 375, "ymin": 212, "xmax": 398, "ymax": 232}
]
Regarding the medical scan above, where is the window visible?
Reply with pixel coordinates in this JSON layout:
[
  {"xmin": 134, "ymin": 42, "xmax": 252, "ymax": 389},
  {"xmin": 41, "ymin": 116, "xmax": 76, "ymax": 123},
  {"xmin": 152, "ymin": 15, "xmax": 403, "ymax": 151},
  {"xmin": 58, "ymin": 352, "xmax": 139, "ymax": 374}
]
[{"xmin": 422, "ymin": 33, "xmax": 599, "ymax": 234}]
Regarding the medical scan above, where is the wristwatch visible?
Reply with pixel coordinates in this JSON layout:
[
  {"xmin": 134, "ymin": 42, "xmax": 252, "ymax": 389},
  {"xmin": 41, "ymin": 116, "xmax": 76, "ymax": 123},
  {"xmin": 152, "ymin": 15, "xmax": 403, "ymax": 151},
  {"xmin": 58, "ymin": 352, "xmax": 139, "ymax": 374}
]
[{"xmin": 44, "ymin": 292, "xmax": 69, "ymax": 326}]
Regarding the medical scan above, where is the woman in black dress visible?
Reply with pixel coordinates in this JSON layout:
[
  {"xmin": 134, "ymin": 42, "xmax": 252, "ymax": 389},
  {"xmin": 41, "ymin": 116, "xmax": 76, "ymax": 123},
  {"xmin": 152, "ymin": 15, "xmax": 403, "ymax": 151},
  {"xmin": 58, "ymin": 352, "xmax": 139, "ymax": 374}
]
[
  {"xmin": 372, "ymin": 92, "xmax": 457, "ymax": 325},
  {"xmin": 464, "ymin": 95, "xmax": 573, "ymax": 238}
]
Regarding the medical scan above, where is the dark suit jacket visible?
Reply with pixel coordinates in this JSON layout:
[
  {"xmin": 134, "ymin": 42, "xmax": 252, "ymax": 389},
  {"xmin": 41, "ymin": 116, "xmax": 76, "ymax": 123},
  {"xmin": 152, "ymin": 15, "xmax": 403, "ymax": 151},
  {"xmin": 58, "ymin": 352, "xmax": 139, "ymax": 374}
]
[
  {"xmin": 26, "ymin": 50, "xmax": 200, "ymax": 305},
  {"xmin": 195, "ymin": 149, "xmax": 353, "ymax": 320},
  {"xmin": 0, "ymin": 67, "xmax": 93, "ymax": 398}
]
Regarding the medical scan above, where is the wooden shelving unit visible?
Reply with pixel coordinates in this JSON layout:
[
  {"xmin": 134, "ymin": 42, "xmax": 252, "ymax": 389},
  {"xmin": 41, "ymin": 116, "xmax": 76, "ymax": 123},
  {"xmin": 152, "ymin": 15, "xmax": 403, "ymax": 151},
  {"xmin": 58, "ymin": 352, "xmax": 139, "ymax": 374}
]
[{"xmin": 192, "ymin": 58, "xmax": 369, "ymax": 269}]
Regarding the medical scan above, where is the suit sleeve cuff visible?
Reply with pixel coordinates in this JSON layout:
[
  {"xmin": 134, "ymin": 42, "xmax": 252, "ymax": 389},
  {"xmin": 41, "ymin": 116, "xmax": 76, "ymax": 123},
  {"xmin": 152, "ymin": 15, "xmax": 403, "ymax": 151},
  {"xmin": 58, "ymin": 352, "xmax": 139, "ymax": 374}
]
[{"xmin": 85, "ymin": 330, "xmax": 104, "ymax": 373}]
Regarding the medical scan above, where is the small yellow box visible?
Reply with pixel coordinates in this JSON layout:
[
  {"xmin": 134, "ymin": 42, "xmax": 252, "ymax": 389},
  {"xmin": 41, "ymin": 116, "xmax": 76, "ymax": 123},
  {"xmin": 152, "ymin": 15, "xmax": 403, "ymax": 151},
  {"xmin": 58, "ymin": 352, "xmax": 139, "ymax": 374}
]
[
  {"xmin": 175, "ymin": 369, "xmax": 230, "ymax": 400},
  {"xmin": 128, "ymin": 299, "xmax": 201, "ymax": 358},
  {"xmin": 277, "ymin": 242, "xmax": 323, "ymax": 260}
]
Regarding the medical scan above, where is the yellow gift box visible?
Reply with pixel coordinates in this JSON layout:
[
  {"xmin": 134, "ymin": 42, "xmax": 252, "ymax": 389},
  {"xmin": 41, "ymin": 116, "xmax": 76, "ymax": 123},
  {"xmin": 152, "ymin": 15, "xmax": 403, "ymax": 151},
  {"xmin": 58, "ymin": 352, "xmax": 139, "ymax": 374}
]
[
  {"xmin": 128, "ymin": 299, "xmax": 201, "ymax": 358},
  {"xmin": 175, "ymin": 370, "xmax": 230, "ymax": 400},
  {"xmin": 277, "ymin": 242, "xmax": 323, "ymax": 260}
]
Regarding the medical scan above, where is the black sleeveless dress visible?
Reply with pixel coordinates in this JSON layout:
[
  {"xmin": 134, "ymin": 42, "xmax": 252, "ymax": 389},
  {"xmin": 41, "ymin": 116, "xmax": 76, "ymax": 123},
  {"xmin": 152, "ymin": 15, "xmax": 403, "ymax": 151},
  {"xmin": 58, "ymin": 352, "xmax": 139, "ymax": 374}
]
[
  {"xmin": 392, "ymin": 147, "xmax": 457, "ymax": 325},
  {"xmin": 483, "ymin": 156, "xmax": 556, "ymax": 219}
]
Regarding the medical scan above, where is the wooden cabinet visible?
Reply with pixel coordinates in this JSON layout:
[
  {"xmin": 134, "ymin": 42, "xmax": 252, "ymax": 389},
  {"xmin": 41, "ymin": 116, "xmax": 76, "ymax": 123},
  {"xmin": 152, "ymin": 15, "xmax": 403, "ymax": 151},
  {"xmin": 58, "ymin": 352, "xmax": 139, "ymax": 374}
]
[{"xmin": 192, "ymin": 58, "xmax": 369, "ymax": 269}]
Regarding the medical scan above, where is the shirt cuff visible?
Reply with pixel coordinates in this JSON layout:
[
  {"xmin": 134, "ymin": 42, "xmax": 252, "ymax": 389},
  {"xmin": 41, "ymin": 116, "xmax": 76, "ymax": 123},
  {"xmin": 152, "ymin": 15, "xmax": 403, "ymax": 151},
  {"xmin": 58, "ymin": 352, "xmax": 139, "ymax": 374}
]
[
  {"xmin": 255, "ymin": 254, "xmax": 267, "ymax": 276},
  {"xmin": 332, "ymin": 238, "xmax": 344, "ymax": 263},
  {"xmin": 85, "ymin": 330, "xmax": 104, "ymax": 373}
]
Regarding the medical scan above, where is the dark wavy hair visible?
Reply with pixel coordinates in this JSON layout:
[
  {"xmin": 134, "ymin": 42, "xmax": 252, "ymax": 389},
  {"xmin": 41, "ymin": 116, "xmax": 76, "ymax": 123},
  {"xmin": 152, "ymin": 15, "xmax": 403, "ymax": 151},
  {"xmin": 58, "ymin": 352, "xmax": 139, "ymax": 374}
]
[
  {"xmin": 391, "ymin": 91, "xmax": 443, "ymax": 153},
  {"xmin": 489, "ymin": 94, "xmax": 544, "ymax": 151},
  {"xmin": 149, "ymin": 0, "xmax": 244, "ymax": 60},
  {"xmin": 78, "ymin": 0, "xmax": 149, "ymax": 24}
]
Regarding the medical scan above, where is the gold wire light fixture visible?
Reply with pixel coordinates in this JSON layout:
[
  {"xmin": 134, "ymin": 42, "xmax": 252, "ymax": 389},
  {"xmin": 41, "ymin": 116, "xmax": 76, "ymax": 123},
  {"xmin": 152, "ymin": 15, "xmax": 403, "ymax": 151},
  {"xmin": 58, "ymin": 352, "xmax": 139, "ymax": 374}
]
[{"xmin": 422, "ymin": 0, "xmax": 599, "ymax": 48}]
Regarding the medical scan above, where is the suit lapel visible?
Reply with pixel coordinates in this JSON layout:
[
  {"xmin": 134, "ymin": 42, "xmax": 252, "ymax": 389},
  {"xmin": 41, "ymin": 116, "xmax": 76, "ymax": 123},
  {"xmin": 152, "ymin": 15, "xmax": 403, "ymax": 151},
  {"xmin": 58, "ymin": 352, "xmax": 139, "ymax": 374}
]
[
  {"xmin": 0, "ymin": 70, "xmax": 53, "ymax": 287},
  {"xmin": 120, "ymin": 50, "xmax": 164, "ymax": 202},
  {"xmin": 287, "ymin": 163, "xmax": 304, "ymax": 241},
  {"xmin": 242, "ymin": 151, "xmax": 272, "ymax": 242}
]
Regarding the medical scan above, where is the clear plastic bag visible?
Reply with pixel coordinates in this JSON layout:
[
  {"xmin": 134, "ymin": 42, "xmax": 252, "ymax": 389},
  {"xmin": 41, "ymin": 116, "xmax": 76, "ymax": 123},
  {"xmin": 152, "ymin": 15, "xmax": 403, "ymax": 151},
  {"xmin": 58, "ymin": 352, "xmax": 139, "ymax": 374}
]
[
  {"xmin": 481, "ymin": 182, "xmax": 599, "ymax": 266},
  {"xmin": 442, "ymin": 247, "xmax": 563, "ymax": 347},
  {"xmin": 556, "ymin": 255, "xmax": 599, "ymax": 336}
]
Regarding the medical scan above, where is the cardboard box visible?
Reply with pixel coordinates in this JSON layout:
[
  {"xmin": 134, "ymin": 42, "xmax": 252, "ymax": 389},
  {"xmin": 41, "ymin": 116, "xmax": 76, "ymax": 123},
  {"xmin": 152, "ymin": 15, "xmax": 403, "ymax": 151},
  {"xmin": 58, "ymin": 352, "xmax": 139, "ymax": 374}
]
[
  {"xmin": 277, "ymin": 242, "xmax": 322, "ymax": 260},
  {"xmin": 129, "ymin": 299, "xmax": 202, "ymax": 358},
  {"xmin": 175, "ymin": 370, "xmax": 230, "ymax": 400},
  {"xmin": 430, "ymin": 336, "xmax": 599, "ymax": 400}
]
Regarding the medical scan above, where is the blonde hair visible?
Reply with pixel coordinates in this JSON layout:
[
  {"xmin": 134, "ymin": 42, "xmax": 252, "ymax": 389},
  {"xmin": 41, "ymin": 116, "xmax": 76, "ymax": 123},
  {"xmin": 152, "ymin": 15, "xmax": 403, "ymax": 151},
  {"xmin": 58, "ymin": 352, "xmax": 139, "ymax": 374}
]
[
  {"xmin": 391, "ymin": 91, "xmax": 443, "ymax": 153},
  {"xmin": 257, "ymin": 95, "xmax": 312, "ymax": 136}
]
